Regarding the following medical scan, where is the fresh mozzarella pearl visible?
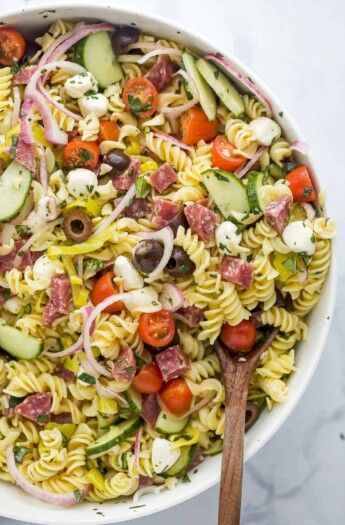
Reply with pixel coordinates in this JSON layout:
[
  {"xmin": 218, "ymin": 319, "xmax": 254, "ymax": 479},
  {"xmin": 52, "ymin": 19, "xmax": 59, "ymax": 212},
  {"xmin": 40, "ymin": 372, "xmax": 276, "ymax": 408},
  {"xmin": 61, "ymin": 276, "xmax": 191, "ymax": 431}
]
[
  {"xmin": 3, "ymin": 297, "xmax": 23, "ymax": 314},
  {"xmin": 249, "ymin": 117, "xmax": 281, "ymax": 146},
  {"xmin": 152, "ymin": 438, "xmax": 181, "ymax": 474},
  {"xmin": 114, "ymin": 256, "xmax": 144, "ymax": 291},
  {"xmin": 215, "ymin": 221, "xmax": 242, "ymax": 255},
  {"xmin": 33, "ymin": 255, "xmax": 59, "ymax": 281},
  {"xmin": 78, "ymin": 93, "xmax": 108, "ymax": 118},
  {"xmin": 124, "ymin": 286, "xmax": 161, "ymax": 313},
  {"xmin": 282, "ymin": 221, "xmax": 316, "ymax": 256},
  {"xmin": 64, "ymin": 72, "xmax": 98, "ymax": 99},
  {"xmin": 67, "ymin": 168, "xmax": 98, "ymax": 198}
]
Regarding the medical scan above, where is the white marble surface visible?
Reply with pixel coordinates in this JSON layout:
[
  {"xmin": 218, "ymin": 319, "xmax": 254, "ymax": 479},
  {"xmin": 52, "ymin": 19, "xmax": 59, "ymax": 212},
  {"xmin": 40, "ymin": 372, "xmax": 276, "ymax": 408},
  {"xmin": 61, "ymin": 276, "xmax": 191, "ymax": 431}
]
[{"xmin": 0, "ymin": 0, "xmax": 344, "ymax": 524}]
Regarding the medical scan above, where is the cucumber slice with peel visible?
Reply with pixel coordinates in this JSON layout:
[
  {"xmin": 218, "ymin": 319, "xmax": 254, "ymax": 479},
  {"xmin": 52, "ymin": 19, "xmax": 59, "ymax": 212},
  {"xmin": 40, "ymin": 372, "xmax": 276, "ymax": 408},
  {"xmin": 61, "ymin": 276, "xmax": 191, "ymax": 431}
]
[
  {"xmin": 0, "ymin": 325, "xmax": 43, "ymax": 360},
  {"xmin": 247, "ymin": 171, "xmax": 266, "ymax": 214},
  {"xmin": 124, "ymin": 387, "xmax": 142, "ymax": 415},
  {"xmin": 160, "ymin": 444, "xmax": 197, "ymax": 478},
  {"xmin": 155, "ymin": 412, "xmax": 190, "ymax": 435},
  {"xmin": 202, "ymin": 169, "xmax": 250, "ymax": 219},
  {"xmin": 0, "ymin": 161, "xmax": 32, "ymax": 222},
  {"xmin": 86, "ymin": 417, "xmax": 142, "ymax": 456},
  {"xmin": 182, "ymin": 51, "xmax": 217, "ymax": 121}
]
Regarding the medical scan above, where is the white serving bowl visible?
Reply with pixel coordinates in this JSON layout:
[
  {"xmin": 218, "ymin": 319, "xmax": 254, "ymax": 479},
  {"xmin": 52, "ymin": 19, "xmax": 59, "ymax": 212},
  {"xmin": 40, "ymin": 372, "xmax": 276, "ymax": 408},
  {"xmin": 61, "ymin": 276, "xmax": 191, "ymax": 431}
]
[{"xmin": 0, "ymin": 3, "xmax": 337, "ymax": 524}]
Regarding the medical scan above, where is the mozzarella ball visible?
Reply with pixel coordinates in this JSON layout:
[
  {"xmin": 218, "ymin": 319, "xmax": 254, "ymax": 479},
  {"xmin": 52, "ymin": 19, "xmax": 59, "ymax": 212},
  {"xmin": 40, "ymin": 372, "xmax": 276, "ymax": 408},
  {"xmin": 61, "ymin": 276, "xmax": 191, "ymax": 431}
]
[
  {"xmin": 3, "ymin": 297, "xmax": 23, "ymax": 315},
  {"xmin": 249, "ymin": 117, "xmax": 281, "ymax": 146},
  {"xmin": 124, "ymin": 286, "xmax": 161, "ymax": 314},
  {"xmin": 152, "ymin": 438, "xmax": 181, "ymax": 474},
  {"xmin": 216, "ymin": 221, "xmax": 242, "ymax": 255},
  {"xmin": 114, "ymin": 256, "xmax": 144, "ymax": 291},
  {"xmin": 67, "ymin": 168, "xmax": 98, "ymax": 198},
  {"xmin": 33, "ymin": 255, "xmax": 59, "ymax": 281},
  {"xmin": 282, "ymin": 221, "xmax": 316, "ymax": 256},
  {"xmin": 65, "ymin": 72, "xmax": 98, "ymax": 99},
  {"xmin": 78, "ymin": 93, "xmax": 108, "ymax": 118}
]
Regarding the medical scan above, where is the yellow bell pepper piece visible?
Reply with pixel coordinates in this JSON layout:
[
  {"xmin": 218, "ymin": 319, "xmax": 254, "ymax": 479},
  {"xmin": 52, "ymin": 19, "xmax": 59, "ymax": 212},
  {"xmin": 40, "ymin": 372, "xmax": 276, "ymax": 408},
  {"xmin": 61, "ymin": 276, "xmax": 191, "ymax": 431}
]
[
  {"xmin": 47, "ymin": 225, "xmax": 116, "ymax": 259},
  {"xmin": 63, "ymin": 355, "xmax": 79, "ymax": 374},
  {"xmin": 85, "ymin": 469, "xmax": 106, "ymax": 491},
  {"xmin": 289, "ymin": 203, "xmax": 308, "ymax": 223},
  {"xmin": 32, "ymin": 124, "xmax": 51, "ymax": 148},
  {"xmin": 61, "ymin": 255, "xmax": 89, "ymax": 307},
  {"xmin": 98, "ymin": 398, "xmax": 118, "ymax": 415},
  {"xmin": 273, "ymin": 252, "xmax": 303, "ymax": 282},
  {"xmin": 45, "ymin": 423, "xmax": 77, "ymax": 439},
  {"xmin": 141, "ymin": 159, "xmax": 158, "ymax": 174},
  {"xmin": 62, "ymin": 197, "xmax": 101, "ymax": 218},
  {"xmin": 124, "ymin": 136, "xmax": 141, "ymax": 155},
  {"xmin": 74, "ymin": 287, "xmax": 89, "ymax": 307},
  {"xmin": 60, "ymin": 335, "xmax": 75, "ymax": 349},
  {"xmin": 169, "ymin": 428, "xmax": 200, "ymax": 451}
]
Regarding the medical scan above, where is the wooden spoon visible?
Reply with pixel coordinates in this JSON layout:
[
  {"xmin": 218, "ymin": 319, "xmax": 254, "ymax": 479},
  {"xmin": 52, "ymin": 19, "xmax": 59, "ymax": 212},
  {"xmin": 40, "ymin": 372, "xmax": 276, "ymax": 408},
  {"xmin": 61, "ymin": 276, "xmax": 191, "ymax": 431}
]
[{"xmin": 215, "ymin": 327, "xmax": 279, "ymax": 525}]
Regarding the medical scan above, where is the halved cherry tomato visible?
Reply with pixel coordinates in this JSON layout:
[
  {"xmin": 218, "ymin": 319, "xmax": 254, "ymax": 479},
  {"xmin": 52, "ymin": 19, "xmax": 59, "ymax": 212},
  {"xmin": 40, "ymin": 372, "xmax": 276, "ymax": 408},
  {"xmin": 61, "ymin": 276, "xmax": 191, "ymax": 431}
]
[
  {"xmin": 0, "ymin": 28, "xmax": 25, "ymax": 66},
  {"xmin": 285, "ymin": 166, "xmax": 316, "ymax": 202},
  {"xmin": 90, "ymin": 272, "xmax": 123, "ymax": 313},
  {"xmin": 63, "ymin": 137, "xmax": 100, "ymax": 170},
  {"xmin": 220, "ymin": 320, "xmax": 256, "ymax": 353},
  {"xmin": 123, "ymin": 77, "xmax": 158, "ymax": 118},
  {"xmin": 132, "ymin": 362, "xmax": 163, "ymax": 394},
  {"xmin": 181, "ymin": 107, "xmax": 218, "ymax": 146},
  {"xmin": 159, "ymin": 378, "xmax": 192, "ymax": 415},
  {"xmin": 212, "ymin": 135, "xmax": 246, "ymax": 171},
  {"xmin": 139, "ymin": 310, "xmax": 175, "ymax": 348},
  {"xmin": 98, "ymin": 120, "xmax": 120, "ymax": 143}
]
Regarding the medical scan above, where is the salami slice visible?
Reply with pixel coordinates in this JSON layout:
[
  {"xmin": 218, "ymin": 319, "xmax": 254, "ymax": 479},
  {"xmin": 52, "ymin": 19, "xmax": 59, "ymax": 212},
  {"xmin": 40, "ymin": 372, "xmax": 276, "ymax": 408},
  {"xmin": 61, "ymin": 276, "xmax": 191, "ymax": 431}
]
[
  {"xmin": 149, "ymin": 162, "xmax": 177, "ymax": 193},
  {"xmin": 184, "ymin": 202, "xmax": 217, "ymax": 243},
  {"xmin": 14, "ymin": 393, "xmax": 52, "ymax": 424},
  {"xmin": 111, "ymin": 346, "xmax": 136, "ymax": 382},
  {"xmin": 155, "ymin": 345, "xmax": 190, "ymax": 382}
]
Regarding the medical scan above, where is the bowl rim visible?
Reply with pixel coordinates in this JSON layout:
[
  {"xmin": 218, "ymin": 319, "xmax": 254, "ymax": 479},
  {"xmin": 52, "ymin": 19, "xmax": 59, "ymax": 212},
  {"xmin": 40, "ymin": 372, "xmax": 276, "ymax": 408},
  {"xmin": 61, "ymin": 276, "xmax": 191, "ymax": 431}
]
[{"xmin": 0, "ymin": 2, "xmax": 338, "ymax": 523}]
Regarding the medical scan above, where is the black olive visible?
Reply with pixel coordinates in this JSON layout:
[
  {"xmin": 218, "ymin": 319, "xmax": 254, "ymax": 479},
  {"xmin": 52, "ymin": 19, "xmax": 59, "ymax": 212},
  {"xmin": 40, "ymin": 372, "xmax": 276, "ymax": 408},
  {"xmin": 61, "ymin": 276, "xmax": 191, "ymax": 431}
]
[
  {"xmin": 103, "ymin": 148, "xmax": 131, "ymax": 176},
  {"xmin": 146, "ymin": 331, "xmax": 180, "ymax": 353},
  {"xmin": 167, "ymin": 211, "xmax": 188, "ymax": 236},
  {"xmin": 112, "ymin": 25, "xmax": 141, "ymax": 54},
  {"xmin": 133, "ymin": 240, "xmax": 164, "ymax": 274},
  {"xmin": 20, "ymin": 41, "xmax": 40, "ymax": 64},
  {"xmin": 166, "ymin": 246, "xmax": 195, "ymax": 277},
  {"xmin": 245, "ymin": 402, "xmax": 260, "ymax": 432},
  {"xmin": 63, "ymin": 210, "xmax": 92, "ymax": 244}
]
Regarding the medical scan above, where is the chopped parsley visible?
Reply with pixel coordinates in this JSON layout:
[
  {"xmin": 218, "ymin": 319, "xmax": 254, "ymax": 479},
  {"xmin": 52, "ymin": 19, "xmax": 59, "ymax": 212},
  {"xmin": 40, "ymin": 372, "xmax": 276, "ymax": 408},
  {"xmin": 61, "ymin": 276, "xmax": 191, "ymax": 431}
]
[
  {"xmin": 84, "ymin": 259, "xmax": 104, "ymax": 270},
  {"xmin": 10, "ymin": 60, "xmax": 20, "ymax": 74},
  {"xmin": 78, "ymin": 373, "xmax": 96, "ymax": 385},
  {"xmin": 125, "ymin": 366, "xmax": 135, "ymax": 374},
  {"xmin": 214, "ymin": 70, "xmax": 220, "ymax": 80},
  {"xmin": 86, "ymin": 184, "xmax": 94, "ymax": 193},
  {"xmin": 37, "ymin": 414, "xmax": 49, "ymax": 423},
  {"xmin": 310, "ymin": 234, "xmax": 316, "ymax": 244},
  {"xmin": 178, "ymin": 264, "xmax": 190, "ymax": 274},
  {"xmin": 74, "ymin": 489, "xmax": 84, "ymax": 503},
  {"xmin": 9, "ymin": 135, "xmax": 19, "ymax": 161},
  {"xmin": 340, "ymin": 433, "xmax": 345, "ymax": 440},
  {"xmin": 128, "ymin": 94, "xmax": 152, "ymax": 116},
  {"xmin": 182, "ymin": 474, "xmax": 191, "ymax": 483},
  {"xmin": 18, "ymin": 251, "xmax": 25, "ymax": 257},
  {"xmin": 302, "ymin": 185, "xmax": 313, "ymax": 199},
  {"xmin": 13, "ymin": 446, "xmax": 31, "ymax": 465},
  {"xmin": 24, "ymin": 304, "xmax": 32, "ymax": 314},
  {"xmin": 278, "ymin": 111, "xmax": 284, "ymax": 118},
  {"xmin": 129, "ymin": 505, "xmax": 146, "ymax": 509},
  {"xmin": 135, "ymin": 354, "xmax": 147, "ymax": 367},
  {"xmin": 78, "ymin": 149, "xmax": 93, "ymax": 163},
  {"xmin": 128, "ymin": 167, "xmax": 135, "ymax": 177},
  {"xmin": 8, "ymin": 395, "xmax": 27, "ymax": 408},
  {"xmin": 135, "ymin": 177, "xmax": 151, "ymax": 198},
  {"xmin": 282, "ymin": 257, "xmax": 297, "ymax": 274},
  {"xmin": 15, "ymin": 225, "xmax": 31, "ymax": 237},
  {"xmin": 2, "ymin": 289, "xmax": 11, "ymax": 301}
]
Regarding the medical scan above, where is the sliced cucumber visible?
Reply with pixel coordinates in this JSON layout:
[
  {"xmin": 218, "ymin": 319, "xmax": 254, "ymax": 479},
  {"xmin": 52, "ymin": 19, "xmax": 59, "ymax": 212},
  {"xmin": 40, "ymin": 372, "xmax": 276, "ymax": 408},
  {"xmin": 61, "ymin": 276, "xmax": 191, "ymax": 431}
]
[
  {"xmin": 155, "ymin": 412, "xmax": 190, "ymax": 435},
  {"xmin": 0, "ymin": 161, "xmax": 32, "ymax": 222},
  {"xmin": 160, "ymin": 444, "xmax": 197, "ymax": 478},
  {"xmin": 0, "ymin": 325, "xmax": 43, "ymax": 360},
  {"xmin": 196, "ymin": 58, "xmax": 244, "ymax": 117},
  {"xmin": 75, "ymin": 31, "xmax": 123, "ymax": 88},
  {"xmin": 202, "ymin": 169, "xmax": 250, "ymax": 219},
  {"xmin": 229, "ymin": 210, "xmax": 262, "ymax": 225},
  {"xmin": 247, "ymin": 171, "xmax": 266, "ymax": 214},
  {"xmin": 86, "ymin": 416, "xmax": 142, "ymax": 456},
  {"xmin": 124, "ymin": 387, "xmax": 142, "ymax": 415},
  {"xmin": 97, "ymin": 412, "xmax": 122, "ymax": 431},
  {"xmin": 182, "ymin": 51, "xmax": 217, "ymax": 121}
]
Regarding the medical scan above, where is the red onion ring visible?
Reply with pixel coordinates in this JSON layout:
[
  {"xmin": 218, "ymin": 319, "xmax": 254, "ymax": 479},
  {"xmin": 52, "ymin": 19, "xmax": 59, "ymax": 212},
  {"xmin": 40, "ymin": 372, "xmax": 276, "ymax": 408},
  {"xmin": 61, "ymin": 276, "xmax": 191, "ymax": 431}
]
[
  {"xmin": 134, "ymin": 226, "xmax": 174, "ymax": 278},
  {"xmin": 11, "ymin": 87, "xmax": 21, "ymax": 128},
  {"xmin": 37, "ymin": 79, "xmax": 82, "ymax": 121},
  {"xmin": 91, "ymin": 183, "xmax": 136, "ymax": 238},
  {"xmin": 137, "ymin": 48, "xmax": 182, "ymax": 64},
  {"xmin": 152, "ymin": 132, "xmax": 193, "ymax": 152},
  {"xmin": 300, "ymin": 202, "xmax": 316, "ymax": 222},
  {"xmin": 6, "ymin": 445, "xmax": 92, "ymax": 506},
  {"xmin": 95, "ymin": 381, "xmax": 129, "ymax": 406},
  {"xmin": 45, "ymin": 306, "xmax": 93, "ymax": 358},
  {"xmin": 134, "ymin": 426, "xmax": 142, "ymax": 471},
  {"xmin": 205, "ymin": 53, "xmax": 273, "ymax": 118},
  {"xmin": 159, "ymin": 283, "xmax": 185, "ymax": 312},
  {"xmin": 236, "ymin": 146, "xmax": 267, "ymax": 179},
  {"xmin": 13, "ymin": 218, "xmax": 62, "ymax": 269},
  {"xmin": 182, "ymin": 393, "xmax": 216, "ymax": 417},
  {"xmin": 290, "ymin": 140, "xmax": 310, "ymax": 155},
  {"xmin": 159, "ymin": 69, "xmax": 199, "ymax": 117}
]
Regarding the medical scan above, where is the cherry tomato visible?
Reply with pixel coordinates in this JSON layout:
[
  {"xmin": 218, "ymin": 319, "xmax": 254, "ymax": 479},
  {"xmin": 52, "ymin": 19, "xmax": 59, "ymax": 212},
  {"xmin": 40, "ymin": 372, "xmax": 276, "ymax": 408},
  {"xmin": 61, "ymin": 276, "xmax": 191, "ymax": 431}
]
[
  {"xmin": 90, "ymin": 272, "xmax": 123, "ymax": 313},
  {"xmin": 132, "ymin": 362, "xmax": 163, "ymax": 394},
  {"xmin": 98, "ymin": 120, "xmax": 120, "ymax": 143},
  {"xmin": 159, "ymin": 378, "xmax": 193, "ymax": 415},
  {"xmin": 63, "ymin": 137, "xmax": 100, "ymax": 170},
  {"xmin": 123, "ymin": 77, "xmax": 158, "ymax": 118},
  {"xmin": 220, "ymin": 320, "xmax": 257, "ymax": 353},
  {"xmin": 138, "ymin": 310, "xmax": 175, "ymax": 347},
  {"xmin": 212, "ymin": 135, "xmax": 246, "ymax": 171},
  {"xmin": 285, "ymin": 166, "xmax": 316, "ymax": 202},
  {"xmin": 181, "ymin": 107, "xmax": 218, "ymax": 146},
  {"xmin": 0, "ymin": 28, "xmax": 25, "ymax": 66}
]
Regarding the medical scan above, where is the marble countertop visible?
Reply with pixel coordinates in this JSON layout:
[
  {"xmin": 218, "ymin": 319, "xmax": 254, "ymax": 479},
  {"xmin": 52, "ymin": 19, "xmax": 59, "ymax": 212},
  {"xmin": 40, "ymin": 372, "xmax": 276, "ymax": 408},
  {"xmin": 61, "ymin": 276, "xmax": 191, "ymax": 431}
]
[{"xmin": 0, "ymin": 0, "xmax": 344, "ymax": 524}]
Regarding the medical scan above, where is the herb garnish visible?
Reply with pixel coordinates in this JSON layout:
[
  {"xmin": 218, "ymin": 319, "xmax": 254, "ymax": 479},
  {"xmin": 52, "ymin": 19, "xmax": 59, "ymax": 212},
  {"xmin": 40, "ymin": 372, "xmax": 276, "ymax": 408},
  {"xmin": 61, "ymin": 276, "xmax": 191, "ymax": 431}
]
[
  {"xmin": 302, "ymin": 185, "xmax": 313, "ymax": 199},
  {"xmin": 128, "ymin": 94, "xmax": 152, "ymax": 116},
  {"xmin": 13, "ymin": 446, "xmax": 31, "ymax": 465},
  {"xmin": 9, "ymin": 135, "xmax": 19, "ymax": 161},
  {"xmin": 84, "ymin": 259, "xmax": 104, "ymax": 270},
  {"xmin": 78, "ymin": 373, "xmax": 96, "ymax": 385},
  {"xmin": 79, "ymin": 149, "xmax": 93, "ymax": 163},
  {"xmin": 15, "ymin": 225, "xmax": 31, "ymax": 237},
  {"xmin": 37, "ymin": 414, "xmax": 49, "ymax": 423}
]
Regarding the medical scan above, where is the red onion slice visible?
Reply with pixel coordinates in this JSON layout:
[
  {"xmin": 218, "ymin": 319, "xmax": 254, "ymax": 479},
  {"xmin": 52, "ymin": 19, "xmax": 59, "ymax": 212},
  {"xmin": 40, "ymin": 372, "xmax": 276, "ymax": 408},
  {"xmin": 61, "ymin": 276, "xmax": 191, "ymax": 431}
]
[
  {"xmin": 11, "ymin": 87, "xmax": 21, "ymax": 128},
  {"xmin": 13, "ymin": 218, "xmax": 62, "ymax": 268},
  {"xmin": 159, "ymin": 283, "xmax": 184, "ymax": 312},
  {"xmin": 290, "ymin": 140, "xmax": 310, "ymax": 155},
  {"xmin": 37, "ymin": 79, "xmax": 82, "ymax": 121},
  {"xmin": 95, "ymin": 381, "xmax": 129, "ymax": 406},
  {"xmin": 182, "ymin": 393, "xmax": 215, "ymax": 417},
  {"xmin": 300, "ymin": 202, "xmax": 316, "ymax": 222},
  {"xmin": 205, "ymin": 53, "xmax": 273, "ymax": 118},
  {"xmin": 6, "ymin": 445, "xmax": 92, "ymax": 506},
  {"xmin": 134, "ymin": 426, "xmax": 142, "ymax": 471},
  {"xmin": 45, "ymin": 306, "xmax": 92, "ymax": 358},
  {"xmin": 91, "ymin": 183, "xmax": 136, "ymax": 238},
  {"xmin": 159, "ymin": 69, "xmax": 199, "ymax": 117},
  {"xmin": 236, "ymin": 146, "xmax": 267, "ymax": 179},
  {"xmin": 137, "ymin": 48, "xmax": 182, "ymax": 64},
  {"xmin": 152, "ymin": 132, "xmax": 193, "ymax": 151},
  {"xmin": 83, "ymin": 293, "xmax": 130, "ymax": 378},
  {"xmin": 135, "ymin": 226, "xmax": 174, "ymax": 278}
]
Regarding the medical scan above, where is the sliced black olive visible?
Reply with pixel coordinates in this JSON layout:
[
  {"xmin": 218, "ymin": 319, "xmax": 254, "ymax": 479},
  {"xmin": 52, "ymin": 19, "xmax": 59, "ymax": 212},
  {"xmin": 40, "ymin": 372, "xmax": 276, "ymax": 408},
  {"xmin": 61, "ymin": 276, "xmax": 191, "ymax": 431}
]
[
  {"xmin": 103, "ymin": 148, "xmax": 131, "ymax": 177},
  {"xmin": 63, "ymin": 210, "xmax": 92, "ymax": 244},
  {"xmin": 112, "ymin": 25, "xmax": 141, "ymax": 54},
  {"xmin": 245, "ymin": 402, "xmax": 260, "ymax": 431},
  {"xmin": 167, "ymin": 211, "xmax": 188, "ymax": 236},
  {"xmin": 133, "ymin": 240, "xmax": 164, "ymax": 274},
  {"xmin": 166, "ymin": 246, "xmax": 195, "ymax": 277}
]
